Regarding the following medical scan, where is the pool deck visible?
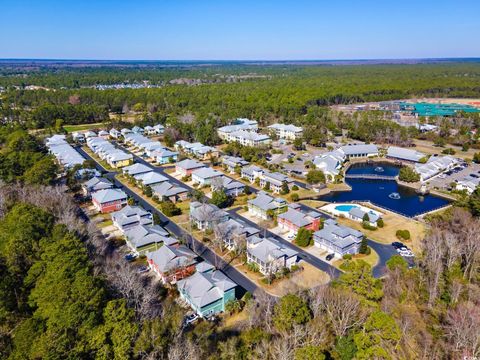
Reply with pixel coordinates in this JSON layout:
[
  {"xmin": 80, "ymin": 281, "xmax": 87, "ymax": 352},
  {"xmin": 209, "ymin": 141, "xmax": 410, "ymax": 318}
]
[{"xmin": 321, "ymin": 203, "xmax": 383, "ymax": 219}]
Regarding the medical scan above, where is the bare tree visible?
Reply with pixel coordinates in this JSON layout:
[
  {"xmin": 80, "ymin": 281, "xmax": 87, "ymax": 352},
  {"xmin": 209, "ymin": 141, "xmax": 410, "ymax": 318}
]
[{"xmin": 444, "ymin": 301, "xmax": 480, "ymax": 357}]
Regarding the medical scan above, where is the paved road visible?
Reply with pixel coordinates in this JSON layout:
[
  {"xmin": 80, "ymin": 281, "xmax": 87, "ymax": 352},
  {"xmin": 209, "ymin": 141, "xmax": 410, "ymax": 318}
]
[{"xmin": 77, "ymin": 146, "xmax": 259, "ymax": 295}]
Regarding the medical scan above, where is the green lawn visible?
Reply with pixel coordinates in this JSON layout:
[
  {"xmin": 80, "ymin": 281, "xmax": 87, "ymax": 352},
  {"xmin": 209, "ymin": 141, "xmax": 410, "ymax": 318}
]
[{"xmin": 63, "ymin": 123, "xmax": 106, "ymax": 133}]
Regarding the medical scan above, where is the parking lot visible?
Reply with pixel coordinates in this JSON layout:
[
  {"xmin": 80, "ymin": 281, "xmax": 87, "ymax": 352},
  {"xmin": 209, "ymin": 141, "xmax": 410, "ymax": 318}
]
[{"xmin": 428, "ymin": 161, "xmax": 480, "ymax": 190}]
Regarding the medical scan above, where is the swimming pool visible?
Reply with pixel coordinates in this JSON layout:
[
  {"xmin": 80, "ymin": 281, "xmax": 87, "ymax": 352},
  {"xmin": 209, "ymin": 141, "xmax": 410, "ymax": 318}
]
[{"xmin": 334, "ymin": 204, "xmax": 359, "ymax": 212}]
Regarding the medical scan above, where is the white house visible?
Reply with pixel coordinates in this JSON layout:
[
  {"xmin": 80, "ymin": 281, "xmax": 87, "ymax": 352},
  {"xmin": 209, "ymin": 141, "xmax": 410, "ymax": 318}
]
[{"xmin": 268, "ymin": 123, "xmax": 303, "ymax": 140}]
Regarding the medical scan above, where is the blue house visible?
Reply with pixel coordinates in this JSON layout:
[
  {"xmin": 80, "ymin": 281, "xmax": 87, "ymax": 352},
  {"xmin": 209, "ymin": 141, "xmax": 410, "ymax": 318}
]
[
  {"xmin": 154, "ymin": 149, "xmax": 179, "ymax": 164},
  {"xmin": 176, "ymin": 262, "xmax": 237, "ymax": 318}
]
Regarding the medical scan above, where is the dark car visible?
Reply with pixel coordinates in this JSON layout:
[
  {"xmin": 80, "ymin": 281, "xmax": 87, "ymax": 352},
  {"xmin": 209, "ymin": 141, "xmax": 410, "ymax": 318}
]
[
  {"xmin": 325, "ymin": 253, "xmax": 335, "ymax": 261},
  {"xmin": 124, "ymin": 253, "xmax": 137, "ymax": 262},
  {"xmin": 471, "ymin": 174, "xmax": 479, "ymax": 178},
  {"xmin": 137, "ymin": 265, "xmax": 150, "ymax": 274},
  {"xmin": 391, "ymin": 241, "xmax": 405, "ymax": 248}
]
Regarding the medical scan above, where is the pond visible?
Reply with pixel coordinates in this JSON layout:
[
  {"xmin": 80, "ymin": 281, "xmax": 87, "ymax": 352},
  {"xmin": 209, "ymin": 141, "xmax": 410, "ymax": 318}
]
[{"xmin": 321, "ymin": 162, "xmax": 450, "ymax": 217}]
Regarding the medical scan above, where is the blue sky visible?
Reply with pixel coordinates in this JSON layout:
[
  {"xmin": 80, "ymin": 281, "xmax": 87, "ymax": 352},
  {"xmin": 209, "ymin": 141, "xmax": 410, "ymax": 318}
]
[{"xmin": 1, "ymin": 0, "xmax": 479, "ymax": 60}]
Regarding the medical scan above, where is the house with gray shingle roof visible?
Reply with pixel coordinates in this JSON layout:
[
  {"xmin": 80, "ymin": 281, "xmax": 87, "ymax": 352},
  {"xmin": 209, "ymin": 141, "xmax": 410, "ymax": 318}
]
[
  {"xmin": 124, "ymin": 224, "xmax": 177, "ymax": 255},
  {"xmin": 92, "ymin": 188, "xmax": 128, "ymax": 213},
  {"xmin": 211, "ymin": 176, "xmax": 246, "ymax": 197},
  {"xmin": 189, "ymin": 201, "xmax": 229, "ymax": 231},
  {"xmin": 134, "ymin": 171, "xmax": 169, "ymax": 187},
  {"xmin": 191, "ymin": 167, "xmax": 223, "ymax": 186},
  {"xmin": 268, "ymin": 123, "xmax": 303, "ymax": 140},
  {"xmin": 82, "ymin": 176, "xmax": 113, "ymax": 197},
  {"xmin": 241, "ymin": 165, "xmax": 264, "ymax": 183},
  {"xmin": 247, "ymin": 191, "xmax": 287, "ymax": 220},
  {"xmin": 277, "ymin": 204, "xmax": 322, "ymax": 235},
  {"xmin": 147, "ymin": 244, "xmax": 198, "ymax": 284},
  {"xmin": 222, "ymin": 156, "xmax": 249, "ymax": 173},
  {"xmin": 313, "ymin": 219, "xmax": 364, "ymax": 258},
  {"xmin": 176, "ymin": 263, "xmax": 237, "ymax": 317},
  {"xmin": 340, "ymin": 143, "xmax": 378, "ymax": 159},
  {"xmin": 215, "ymin": 218, "xmax": 260, "ymax": 249},
  {"xmin": 246, "ymin": 236, "xmax": 298, "ymax": 275},
  {"xmin": 347, "ymin": 207, "xmax": 381, "ymax": 227},
  {"xmin": 122, "ymin": 162, "xmax": 152, "ymax": 177},
  {"xmin": 175, "ymin": 159, "xmax": 205, "ymax": 177},
  {"xmin": 111, "ymin": 205, "xmax": 153, "ymax": 233},
  {"xmin": 151, "ymin": 181, "xmax": 189, "ymax": 203}
]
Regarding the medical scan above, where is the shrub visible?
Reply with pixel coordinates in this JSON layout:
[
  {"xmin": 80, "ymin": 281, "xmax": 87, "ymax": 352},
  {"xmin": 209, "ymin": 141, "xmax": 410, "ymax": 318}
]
[
  {"xmin": 160, "ymin": 201, "xmax": 181, "ymax": 216},
  {"xmin": 292, "ymin": 184, "xmax": 299, "ymax": 191},
  {"xmin": 398, "ymin": 166, "xmax": 420, "ymax": 182},
  {"xmin": 442, "ymin": 148, "xmax": 456, "ymax": 155},
  {"xmin": 359, "ymin": 236, "xmax": 369, "ymax": 254},
  {"xmin": 362, "ymin": 221, "xmax": 377, "ymax": 231},
  {"xmin": 290, "ymin": 193, "xmax": 300, "ymax": 202},
  {"xmin": 295, "ymin": 228, "xmax": 313, "ymax": 247},
  {"xmin": 377, "ymin": 218, "xmax": 384, "ymax": 228},
  {"xmin": 247, "ymin": 262, "xmax": 260, "ymax": 273},
  {"xmin": 343, "ymin": 254, "xmax": 353, "ymax": 260},
  {"xmin": 396, "ymin": 229, "xmax": 411, "ymax": 240},
  {"xmin": 290, "ymin": 264, "xmax": 300, "ymax": 272}
]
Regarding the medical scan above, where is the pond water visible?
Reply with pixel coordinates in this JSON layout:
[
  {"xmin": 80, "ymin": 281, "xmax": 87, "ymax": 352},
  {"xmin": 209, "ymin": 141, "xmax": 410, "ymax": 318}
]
[{"xmin": 321, "ymin": 162, "xmax": 450, "ymax": 217}]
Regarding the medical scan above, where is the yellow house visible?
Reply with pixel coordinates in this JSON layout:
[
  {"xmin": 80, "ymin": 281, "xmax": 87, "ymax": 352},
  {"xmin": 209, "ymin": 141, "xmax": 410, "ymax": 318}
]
[{"xmin": 107, "ymin": 152, "xmax": 134, "ymax": 168}]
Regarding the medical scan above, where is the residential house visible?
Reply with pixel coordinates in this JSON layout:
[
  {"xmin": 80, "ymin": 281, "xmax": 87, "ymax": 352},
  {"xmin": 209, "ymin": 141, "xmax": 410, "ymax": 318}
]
[
  {"xmin": 124, "ymin": 224, "xmax": 177, "ymax": 255},
  {"xmin": 109, "ymin": 128, "xmax": 121, "ymax": 139},
  {"xmin": 386, "ymin": 146, "xmax": 426, "ymax": 163},
  {"xmin": 175, "ymin": 159, "xmax": 206, "ymax": 178},
  {"xmin": 132, "ymin": 126, "xmax": 144, "ymax": 134},
  {"xmin": 85, "ymin": 131, "xmax": 97, "ymax": 138},
  {"xmin": 191, "ymin": 167, "xmax": 223, "ymax": 187},
  {"xmin": 241, "ymin": 165, "xmax": 264, "ymax": 183},
  {"xmin": 104, "ymin": 150, "xmax": 133, "ymax": 168},
  {"xmin": 215, "ymin": 218, "xmax": 260, "ymax": 250},
  {"xmin": 111, "ymin": 205, "xmax": 153, "ymax": 233},
  {"xmin": 122, "ymin": 163, "xmax": 152, "ymax": 177},
  {"xmin": 177, "ymin": 264, "xmax": 237, "ymax": 318},
  {"xmin": 153, "ymin": 124, "xmax": 165, "ymax": 134},
  {"xmin": 121, "ymin": 128, "xmax": 133, "ymax": 136},
  {"xmin": 174, "ymin": 141, "xmax": 219, "ymax": 160},
  {"xmin": 46, "ymin": 135, "xmax": 85, "ymax": 169},
  {"xmin": 82, "ymin": 176, "xmax": 113, "ymax": 197},
  {"xmin": 211, "ymin": 176, "xmax": 246, "ymax": 197},
  {"xmin": 143, "ymin": 125, "xmax": 155, "ymax": 135},
  {"xmin": 152, "ymin": 181, "xmax": 189, "ymax": 203},
  {"xmin": 189, "ymin": 201, "xmax": 229, "ymax": 231},
  {"xmin": 313, "ymin": 219, "xmax": 364, "ymax": 258},
  {"xmin": 259, "ymin": 171, "xmax": 294, "ymax": 194},
  {"xmin": 72, "ymin": 132, "xmax": 85, "ymax": 143},
  {"xmin": 91, "ymin": 188, "xmax": 128, "ymax": 213},
  {"xmin": 268, "ymin": 123, "xmax": 303, "ymax": 140},
  {"xmin": 98, "ymin": 130, "xmax": 109, "ymax": 139},
  {"xmin": 247, "ymin": 191, "xmax": 287, "ymax": 220},
  {"xmin": 277, "ymin": 204, "xmax": 322, "ymax": 235},
  {"xmin": 222, "ymin": 156, "xmax": 249, "ymax": 173},
  {"xmin": 246, "ymin": 236, "xmax": 298, "ymax": 275},
  {"xmin": 147, "ymin": 244, "xmax": 197, "ymax": 284},
  {"xmin": 153, "ymin": 149, "xmax": 178, "ymax": 164},
  {"xmin": 134, "ymin": 171, "xmax": 169, "ymax": 187}
]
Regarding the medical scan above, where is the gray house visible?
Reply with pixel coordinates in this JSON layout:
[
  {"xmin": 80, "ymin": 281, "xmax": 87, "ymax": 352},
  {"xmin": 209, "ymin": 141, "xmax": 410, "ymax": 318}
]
[
  {"xmin": 124, "ymin": 224, "xmax": 177, "ymax": 254},
  {"xmin": 82, "ymin": 176, "xmax": 113, "ymax": 197},
  {"xmin": 246, "ymin": 236, "xmax": 298, "ymax": 275},
  {"xmin": 111, "ymin": 205, "xmax": 153, "ymax": 233},
  {"xmin": 189, "ymin": 201, "xmax": 229, "ymax": 231},
  {"xmin": 313, "ymin": 219, "xmax": 364, "ymax": 258}
]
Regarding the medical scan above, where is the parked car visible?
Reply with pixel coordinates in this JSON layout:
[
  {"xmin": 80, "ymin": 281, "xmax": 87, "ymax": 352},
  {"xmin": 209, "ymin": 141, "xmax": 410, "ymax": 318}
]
[
  {"xmin": 124, "ymin": 253, "xmax": 137, "ymax": 262},
  {"xmin": 137, "ymin": 265, "xmax": 150, "ymax": 274},
  {"xmin": 286, "ymin": 233, "xmax": 295, "ymax": 241},
  {"xmin": 471, "ymin": 174, "xmax": 479, "ymax": 178},
  {"xmin": 391, "ymin": 241, "xmax": 405, "ymax": 248},
  {"xmin": 182, "ymin": 313, "xmax": 199, "ymax": 328},
  {"xmin": 325, "ymin": 253, "xmax": 335, "ymax": 261}
]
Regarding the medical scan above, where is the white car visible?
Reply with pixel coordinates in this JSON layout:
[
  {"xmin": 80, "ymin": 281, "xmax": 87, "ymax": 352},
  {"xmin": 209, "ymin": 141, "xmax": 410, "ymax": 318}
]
[{"xmin": 286, "ymin": 233, "xmax": 295, "ymax": 241}]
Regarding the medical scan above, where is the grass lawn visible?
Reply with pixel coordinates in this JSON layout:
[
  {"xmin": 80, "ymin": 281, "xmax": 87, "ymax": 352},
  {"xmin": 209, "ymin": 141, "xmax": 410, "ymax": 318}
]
[
  {"xmin": 63, "ymin": 123, "xmax": 106, "ymax": 133},
  {"xmin": 333, "ymin": 248, "xmax": 379, "ymax": 269},
  {"xmin": 98, "ymin": 219, "xmax": 113, "ymax": 228},
  {"xmin": 300, "ymin": 199, "xmax": 327, "ymax": 209},
  {"xmin": 335, "ymin": 206, "xmax": 426, "ymax": 253},
  {"xmin": 413, "ymin": 139, "xmax": 475, "ymax": 161}
]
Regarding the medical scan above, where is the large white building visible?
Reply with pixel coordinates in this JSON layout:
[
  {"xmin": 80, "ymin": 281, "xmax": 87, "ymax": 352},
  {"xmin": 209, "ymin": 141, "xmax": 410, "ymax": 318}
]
[
  {"xmin": 415, "ymin": 155, "xmax": 459, "ymax": 182},
  {"xmin": 217, "ymin": 118, "xmax": 258, "ymax": 140},
  {"xmin": 268, "ymin": 123, "xmax": 303, "ymax": 140}
]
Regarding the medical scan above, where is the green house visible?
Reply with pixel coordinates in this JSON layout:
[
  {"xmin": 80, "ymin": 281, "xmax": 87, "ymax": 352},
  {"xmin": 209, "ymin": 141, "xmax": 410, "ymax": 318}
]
[{"xmin": 176, "ymin": 262, "xmax": 237, "ymax": 317}]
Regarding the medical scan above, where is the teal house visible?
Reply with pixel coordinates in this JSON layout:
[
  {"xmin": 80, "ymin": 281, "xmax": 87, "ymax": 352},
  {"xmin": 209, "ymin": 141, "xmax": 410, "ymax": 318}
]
[{"xmin": 176, "ymin": 262, "xmax": 237, "ymax": 317}]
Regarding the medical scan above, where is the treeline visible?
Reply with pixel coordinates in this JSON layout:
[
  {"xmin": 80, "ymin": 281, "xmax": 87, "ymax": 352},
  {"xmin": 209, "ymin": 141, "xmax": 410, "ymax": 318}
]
[{"xmin": 3, "ymin": 63, "xmax": 480, "ymax": 129}]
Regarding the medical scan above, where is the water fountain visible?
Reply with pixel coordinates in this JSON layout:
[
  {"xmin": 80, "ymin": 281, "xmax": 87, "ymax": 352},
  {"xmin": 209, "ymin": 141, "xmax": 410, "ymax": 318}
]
[
  {"xmin": 374, "ymin": 166, "xmax": 384, "ymax": 172},
  {"xmin": 389, "ymin": 192, "xmax": 401, "ymax": 200}
]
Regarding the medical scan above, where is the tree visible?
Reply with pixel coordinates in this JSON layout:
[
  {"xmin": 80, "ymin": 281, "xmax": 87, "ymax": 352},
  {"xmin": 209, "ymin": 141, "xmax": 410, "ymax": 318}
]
[
  {"xmin": 294, "ymin": 345, "xmax": 325, "ymax": 360},
  {"xmin": 280, "ymin": 181, "xmax": 290, "ymax": 195},
  {"xmin": 273, "ymin": 294, "xmax": 312, "ymax": 331},
  {"xmin": 398, "ymin": 166, "xmax": 420, "ymax": 182},
  {"xmin": 23, "ymin": 156, "xmax": 58, "ymax": 186},
  {"xmin": 353, "ymin": 311, "xmax": 401, "ymax": 359},
  {"xmin": 306, "ymin": 169, "xmax": 325, "ymax": 184},
  {"xmin": 376, "ymin": 218, "xmax": 384, "ymax": 228},
  {"xmin": 290, "ymin": 193, "xmax": 299, "ymax": 202},
  {"xmin": 211, "ymin": 189, "xmax": 232, "ymax": 209},
  {"xmin": 473, "ymin": 152, "xmax": 480, "ymax": 164},
  {"xmin": 143, "ymin": 185, "xmax": 152, "ymax": 197},
  {"xmin": 359, "ymin": 236, "xmax": 369, "ymax": 254},
  {"xmin": 386, "ymin": 255, "xmax": 408, "ymax": 271},
  {"xmin": 468, "ymin": 186, "xmax": 480, "ymax": 216},
  {"xmin": 160, "ymin": 201, "xmax": 181, "ymax": 216},
  {"xmin": 337, "ymin": 260, "xmax": 383, "ymax": 302},
  {"xmin": 295, "ymin": 228, "xmax": 313, "ymax": 247}
]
